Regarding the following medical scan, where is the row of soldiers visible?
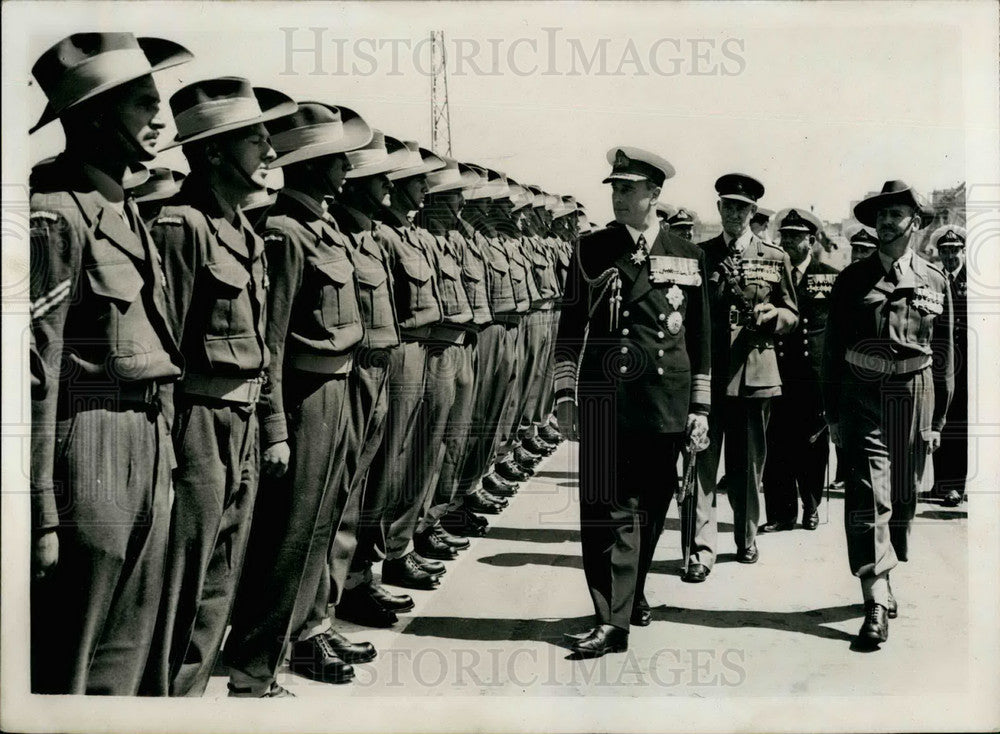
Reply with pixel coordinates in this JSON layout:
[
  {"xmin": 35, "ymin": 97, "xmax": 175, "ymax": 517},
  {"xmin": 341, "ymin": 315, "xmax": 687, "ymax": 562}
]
[{"xmin": 28, "ymin": 33, "xmax": 578, "ymax": 697}]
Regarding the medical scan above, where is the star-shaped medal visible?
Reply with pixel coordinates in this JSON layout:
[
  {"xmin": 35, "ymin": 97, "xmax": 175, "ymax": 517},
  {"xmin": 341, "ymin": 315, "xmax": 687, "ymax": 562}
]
[
  {"xmin": 666, "ymin": 284, "xmax": 684, "ymax": 309},
  {"xmin": 630, "ymin": 248, "xmax": 647, "ymax": 265}
]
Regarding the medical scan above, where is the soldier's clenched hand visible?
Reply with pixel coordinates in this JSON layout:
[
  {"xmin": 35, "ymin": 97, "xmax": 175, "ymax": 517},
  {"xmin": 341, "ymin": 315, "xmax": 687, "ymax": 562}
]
[
  {"xmin": 262, "ymin": 441, "xmax": 291, "ymax": 478},
  {"xmin": 33, "ymin": 529, "xmax": 59, "ymax": 579},
  {"xmin": 753, "ymin": 302, "xmax": 778, "ymax": 326},
  {"xmin": 925, "ymin": 431, "xmax": 941, "ymax": 454},
  {"xmin": 556, "ymin": 401, "xmax": 580, "ymax": 442}
]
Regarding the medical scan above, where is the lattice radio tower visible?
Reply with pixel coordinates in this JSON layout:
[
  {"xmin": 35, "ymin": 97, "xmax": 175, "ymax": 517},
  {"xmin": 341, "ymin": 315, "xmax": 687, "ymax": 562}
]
[{"xmin": 430, "ymin": 31, "xmax": 452, "ymax": 156}]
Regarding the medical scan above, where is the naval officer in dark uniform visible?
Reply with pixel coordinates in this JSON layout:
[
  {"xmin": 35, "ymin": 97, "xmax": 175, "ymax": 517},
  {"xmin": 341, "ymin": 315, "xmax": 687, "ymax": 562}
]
[
  {"xmin": 822, "ymin": 181, "xmax": 953, "ymax": 646},
  {"xmin": 554, "ymin": 147, "xmax": 711, "ymax": 658},
  {"xmin": 762, "ymin": 208, "xmax": 839, "ymax": 532}
]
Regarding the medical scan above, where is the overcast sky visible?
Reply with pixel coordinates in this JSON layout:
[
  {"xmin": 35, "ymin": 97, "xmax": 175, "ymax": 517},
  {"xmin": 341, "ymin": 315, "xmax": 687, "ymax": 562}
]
[{"xmin": 14, "ymin": 1, "xmax": 990, "ymax": 227}]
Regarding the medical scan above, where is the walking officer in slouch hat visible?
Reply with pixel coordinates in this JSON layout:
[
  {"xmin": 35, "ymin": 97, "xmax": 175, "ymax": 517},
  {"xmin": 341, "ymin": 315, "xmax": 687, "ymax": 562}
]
[
  {"xmin": 28, "ymin": 31, "xmax": 193, "ymax": 696},
  {"xmin": 554, "ymin": 147, "xmax": 711, "ymax": 658},
  {"xmin": 822, "ymin": 181, "xmax": 953, "ymax": 647}
]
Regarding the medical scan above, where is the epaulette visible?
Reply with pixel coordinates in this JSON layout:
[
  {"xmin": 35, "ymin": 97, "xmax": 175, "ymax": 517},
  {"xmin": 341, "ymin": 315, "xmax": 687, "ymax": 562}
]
[
  {"xmin": 30, "ymin": 211, "xmax": 60, "ymax": 223},
  {"xmin": 156, "ymin": 215, "xmax": 184, "ymax": 226},
  {"xmin": 263, "ymin": 232, "xmax": 286, "ymax": 243}
]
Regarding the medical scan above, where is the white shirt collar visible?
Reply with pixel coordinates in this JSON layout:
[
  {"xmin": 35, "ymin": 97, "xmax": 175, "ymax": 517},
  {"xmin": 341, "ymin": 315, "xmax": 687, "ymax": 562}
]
[
  {"xmin": 625, "ymin": 218, "xmax": 660, "ymax": 249},
  {"xmin": 878, "ymin": 247, "xmax": 913, "ymax": 277},
  {"xmin": 795, "ymin": 251, "xmax": 812, "ymax": 277},
  {"xmin": 723, "ymin": 228, "xmax": 754, "ymax": 253}
]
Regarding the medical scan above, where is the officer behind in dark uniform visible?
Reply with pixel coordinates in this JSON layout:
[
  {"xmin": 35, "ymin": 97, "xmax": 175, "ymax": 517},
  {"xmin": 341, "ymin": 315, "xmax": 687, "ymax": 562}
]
[
  {"xmin": 143, "ymin": 78, "xmax": 297, "ymax": 697},
  {"xmin": 929, "ymin": 225, "xmax": 968, "ymax": 507},
  {"xmin": 849, "ymin": 226, "xmax": 880, "ymax": 264},
  {"xmin": 823, "ymin": 181, "xmax": 953, "ymax": 647},
  {"xmin": 667, "ymin": 208, "xmax": 697, "ymax": 241},
  {"xmin": 762, "ymin": 208, "xmax": 838, "ymax": 532},
  {"xmin": 694, "ymin": 174, "xmax": 798, "ymax": 577},
  {"xmin": 223, "ymin": 102, "xmax": 375, "ymax": 697},
  {"xmin": 28, "ymin": 31, "xmax": 192, "ymax": 695},
  {"xmin": 554, "ymin": 147, "xmax": 711, "ymax": 658}
]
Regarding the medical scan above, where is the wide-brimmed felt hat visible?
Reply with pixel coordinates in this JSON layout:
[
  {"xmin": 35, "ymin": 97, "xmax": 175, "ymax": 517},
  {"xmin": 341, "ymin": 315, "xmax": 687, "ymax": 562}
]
[
  {"xmin": 654, "ymin": 202, "xmax": 678, "ymax": 219},
  {"xmin": 552, "ymin": 195, "xmax": 577, "ymax": 220},
  {"xmin": 930, "ymin": 224, "xmax": 966, "ymax": 249},
  {"xmin": 267, "ymin": 102, "xmax": 372, "ymax": 168},
  {"xmin": 162, "ymin": 77, "xmax": 297, "ymax": 149},
  {"xmin": 603, "ymin": 147, "xmax": 674, "ymax": 187},
  {"xmin": 425, "ymin": 157, "xmax": 469, "ymax": 194},
  {"xmin": 775, "ymin": 207, "xmax": 823, "ymax": 236},
  {"xmin": 343, "ymin": 129, "xmax": 408, "ymax": 179},
  {"xmin": 853, "ymin": 180, "xmax": 931, "ymax": 228},
  {"xmin": 525, "ymin": 184, "xmax": 547, "ymax": 209},
  {"xmin": 30, "ymin": 32, "xmax": 193, "ymax": 134},
  {"xmin": 129, "ymin": 167, "xmax": 186, "ymax": 203},
  {"xmin": 506, "ymin": 179, "xmax": 533, "ymax": 211},
  {"xmin": 457, "ymin": 163, "xmax": 490, "ymax": 199},
  {"xmin": 387, "ymin": 141, "xmax": 446, "ymax": 181},
  {"xmin": 715, "ymin": 173, "xmax": 765, "ymax": 205}
]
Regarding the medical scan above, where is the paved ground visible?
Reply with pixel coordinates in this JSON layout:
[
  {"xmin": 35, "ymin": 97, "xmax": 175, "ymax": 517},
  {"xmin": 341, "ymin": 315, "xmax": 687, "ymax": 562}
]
[{"xmin": 206, "ymin": 441, "xmax": 968, "ymax": 699}]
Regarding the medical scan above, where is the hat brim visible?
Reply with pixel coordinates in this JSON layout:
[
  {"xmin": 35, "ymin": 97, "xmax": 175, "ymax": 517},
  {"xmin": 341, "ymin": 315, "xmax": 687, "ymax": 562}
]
[
  {"xmin": 426, "ymin": 179, "xmax": 466, "ymax": 195},
  {"xmin": 387, "ymin": 158, "xmax": 446, "ymax": 181},
  {"xmin": 719, "ymin": 193, "xmax": 760, "ymax": 206},
  {"xmin": 344, "ymin": 154, "xmax": 406, "ymax": 179},
  {"xmin": 853, "ymin": 190, "xmax": 929, "ymax": 228},
  {"xmin": 161, "ymin": 87, "xmax": 298, "ymax": 150},
  {"xmin": 269, "ymin": 117, "xmax": 373, "ymax": 168},
  {"xmin": 30, "ymin": 37, "xmax": 193, "ymax": 134},
  {"xmin": 602, "ymin": 172, "xmax": 652, "ymax": 184}
]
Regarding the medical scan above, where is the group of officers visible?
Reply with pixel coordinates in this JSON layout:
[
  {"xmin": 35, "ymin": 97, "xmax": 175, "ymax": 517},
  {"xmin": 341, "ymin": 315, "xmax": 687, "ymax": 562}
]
[{"xmin": 26, "ymin": 32, "xmax": 968, "ymax": 697}]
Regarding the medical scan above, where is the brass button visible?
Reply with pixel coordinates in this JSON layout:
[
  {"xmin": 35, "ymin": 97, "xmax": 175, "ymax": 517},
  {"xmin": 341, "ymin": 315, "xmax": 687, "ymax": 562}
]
[
  {"xmin": 657, "ymin": 367, "xmax": 664, "ymax": 375},
  {"xmin": 622, "ymin": 310, "xmax": 630, "ymax": 318},
  {"xmin": 658, "ymin": 349, "xmax": 664, "ymax": 357},
  {"xmin": 622, "ymin": 328, "xmax": 630, "ymax": 336},
  {"xmin": 620, "ymin": 347, "xmax": 628, "ymax": 354},
  {"xmin": 657, "ymin": 331, "xmax": 665, "ymax": 339},
  {"xmin": 659, "ymin": 313, "xmax": 666, "ymax": 321},
  {"xmin": 619, "ymin": 365, "xmax": 628, "ymax": 374}
]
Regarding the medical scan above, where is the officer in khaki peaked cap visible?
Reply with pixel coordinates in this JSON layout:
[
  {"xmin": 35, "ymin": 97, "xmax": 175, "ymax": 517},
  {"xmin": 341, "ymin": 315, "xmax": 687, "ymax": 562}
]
[
  {"xmin": 554, "ymin": 147, "xmax": 711, "ymax": 657},
  {"xmin": 27, "ymin": 31, "xmax": 192, "ymax": 696},
  {"xmin": 822, "ymin": 181, "xmax": 953, "ymax": 648},
  {"xmin": 693, "ymin": 173, "xmax": 798, "ymax": 578},
  {"xmin": 140, "ymin": 77, "xmax": 297, "ymax": 697}
]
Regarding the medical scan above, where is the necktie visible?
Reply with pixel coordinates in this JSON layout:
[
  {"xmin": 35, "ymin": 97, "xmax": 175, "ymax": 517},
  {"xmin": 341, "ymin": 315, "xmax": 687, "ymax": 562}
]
[{"xmin": 637, "ymin": 233, "xmax": 647, "ymax": 252}]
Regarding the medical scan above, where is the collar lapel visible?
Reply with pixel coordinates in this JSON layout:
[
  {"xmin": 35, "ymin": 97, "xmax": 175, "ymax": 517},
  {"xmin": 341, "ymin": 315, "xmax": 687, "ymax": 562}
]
[
  {"xmin": 95, "ymin": 203, "xmax": 146, "ymax": 261},
  {"xmin": 210, "ymin": 212, "xmax": 251, "ymax": 260}
]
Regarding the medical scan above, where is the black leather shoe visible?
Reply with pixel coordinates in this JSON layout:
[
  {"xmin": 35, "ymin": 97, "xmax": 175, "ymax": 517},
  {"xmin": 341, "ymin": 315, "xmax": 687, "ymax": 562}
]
[
  {"xmin": 630, "ymin": 596, "xmax": 652, "ymax": 627},
  {"xmin": 441, "ymin": 508, "xmax": 488, "ymax": 537},
  {"xmin": 414, "ymin": 530, "xmax": 460, "ymax": 560},
  {"xmin": 682, "ymin": 563, "xmax": 709, "ymax": 583},
  {"xmin": 802, "ymin": 510, "xmax": 820, "ymax": 530},
  {"xmin": 382, "ymin": 554, "xmax": 442, "ymax": 590},
  {"xmin": 495, "ymin": 457, "xmax": 530, "ymax": 482},
  {"xmin": 942, "ymin": 490, "xmax": 964, "ymax": 507},
  {"xmin": 465, "ymin": 489, "xmax": 504, "ymax": 515},
  {"xmin": 571, "ymin": 624, "xmax": 629, "ymax": 658},
  {"xmin": 759, "ymin": 520, "xmax": 795, "ymax": 533},
  {"xmin": 335, "ymin": 586, "xmax": 399, "ymax": 628},
  {"xmin": 228, "ymin": 681, "xmax": 295, "ymax": 697},
  {"xmin": 479, "ymin": 488, "xmax": 509, "ymax": 507},
  {"xmin": 323, "ymin": 630, "xmax": 376, "ymax": 664},
  {"xmin": 523, "ymin": 436, "xmax": 556, "ymax": 455},
  {"xmin": 737, "ymin": 544, "xmax": 759, "ymax": 564},
  {"xmin": 288, "ymin": 634, "xmax": 355, "ymax": 684},
  {"xmin": 887, "ymin": 581, "xmax": 898, "ymax": 619},
  {"xmin": 538, "ymin": 424, "xmax": 563, "ymax": 444},
  {"xmin": 857, "ymin": 601, "xmax": 889, "ymax": 644},
  {"xmin": 514, "ymin": 446, "xmax": 542, "ymax": 467},
  {"xmin": 432, "ymin": 526, "xmax": 471, "ymax": 550},
  {"xmin": 482, "ymin": 473, "xmax": 518, "ymax": 497},
  {"xmin": 368, "ymin": 583, "xmax": 415, "ymax": 613},
  {"xmin": 411, "ymin": 551, "xmax": 447, "ymax": 575}
]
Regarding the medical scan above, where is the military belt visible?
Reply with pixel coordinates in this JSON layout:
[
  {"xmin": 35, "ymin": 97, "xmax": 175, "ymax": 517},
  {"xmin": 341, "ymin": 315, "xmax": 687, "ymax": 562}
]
[
  {"xmin": 288, "ymin": 351, "xmax": 353, "ymax": 375},
  {"xmin": 181, "ymin": 373, "xmax": 264, "ymax": 405},
  {"xmin": 845, "ymin": 349, "xmax": 931, "ymax": 377},
  {"xmin": 492, "ymin": 313, "xmax": 523, "ymax": 325}
]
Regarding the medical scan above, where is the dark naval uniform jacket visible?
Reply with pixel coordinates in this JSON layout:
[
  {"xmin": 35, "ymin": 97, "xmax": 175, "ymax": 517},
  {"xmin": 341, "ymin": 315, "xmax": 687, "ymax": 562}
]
[
  {"xmin": 555, "ymin": 222, "xmax": 711, "ymax": 433},
  {"xmin": 774, "ymin": 256, "xmax": 839, "ymax": 431},
  {"xmin": 699, "ymin": 232, "xmax": 799, "ymax": 398}
]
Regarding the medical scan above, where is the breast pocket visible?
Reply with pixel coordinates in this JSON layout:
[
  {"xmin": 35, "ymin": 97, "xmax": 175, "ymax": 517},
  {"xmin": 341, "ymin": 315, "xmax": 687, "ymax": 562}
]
[
  {"xmin": 438, "ymin": 257, "xmax": 466, "ymax": 316},
  {"xmin": 85, "ymin": 259, "xmax": 144, "ymax": 307},
  {"xmin": 204, "ymin": 256, "xmax": 252, "ymax": 341},
  {"xmin": 355, "ymin": 264, "xmax": 393, "ymax": 328},
  {"xmin": 398, "ymin": 255, "xmax": 433, "ymax": 311},
  {"xmin": 313, "ymin": 256, "xmax": 361, "ymax": 331}
]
